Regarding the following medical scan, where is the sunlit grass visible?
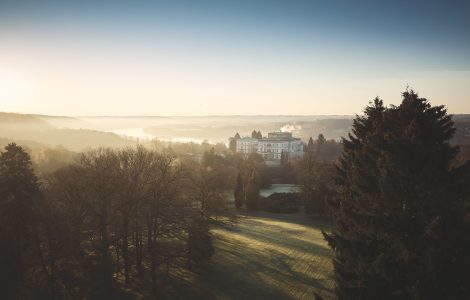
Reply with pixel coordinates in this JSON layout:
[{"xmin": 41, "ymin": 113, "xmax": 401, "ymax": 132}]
[
  {"xmin": 116, "ymin": 212, "xmax": 334, "ymax": 299},
  {"xmin": 205, "ymin": 213, "xmax": 334, "ymax": 299}
]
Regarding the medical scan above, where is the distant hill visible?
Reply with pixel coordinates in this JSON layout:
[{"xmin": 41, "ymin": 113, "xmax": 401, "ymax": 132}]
[
  {"xmin": 33, "ymin": 114, "xmax": 92, "ymax": 129},
  {"xmin": 0, "ymin": 112, "xmax": 136, "ymax": 151},
  {"xmin": 295, "ymin": 118, "xmax": 353, "ymax": 141},
  {"xmin": 0, "ymin": 112, "xmax": 54, "ymax": 130}
]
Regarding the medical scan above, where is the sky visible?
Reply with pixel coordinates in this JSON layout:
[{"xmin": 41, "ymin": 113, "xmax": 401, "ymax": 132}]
[{"xmin": 0, "ymin": 0, "xmax": 469, "ymax": 116}]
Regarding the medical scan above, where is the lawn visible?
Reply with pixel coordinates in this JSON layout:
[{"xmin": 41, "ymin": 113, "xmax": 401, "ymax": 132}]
[{"xmin": 147, "ymin": 211, "xmax": 335, "ymax": 300}]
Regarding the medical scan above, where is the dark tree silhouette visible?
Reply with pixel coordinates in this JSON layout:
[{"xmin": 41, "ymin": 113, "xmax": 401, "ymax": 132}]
[
  {"xmin": 316, "ymin": 134, "xmax": 326, "ymax": 147},
  {"xmin": 39, "ymin": 145, "xmax": 224, "ymax": 298},
  {"xmin": 251, "ymin": 130, "xmax": 258, "ymax": 139},
  {"xmin": 245, "ymin": 170, "xmax": 260, "ymax": 211},
  {"xmin": 0, "ymin": 143, "xmax": 40, "ymax": 298},
  {"xmin": 324, "ymin": 91, "xmax": 470, "ymax": 299},
  {"xmin": 298, "ymin": 135, "xmax": 337, "ymax": 216},
  {"xmin": 251, "ymin": 130, "xmax": 262, "ymax": 139},
  {"xmin": 234, "ymin": 173, "xmax": 244, "ymax": 208},
  {"xmin": 307, "ymin": 137, "xmax": 314, "ymax": 152},
  {"xmin": 187, "ymin": 214, "xmax": 213, "ymax": 270}
]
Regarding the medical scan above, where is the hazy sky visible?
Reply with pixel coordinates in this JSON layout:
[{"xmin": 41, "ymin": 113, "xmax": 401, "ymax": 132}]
[{"xmin": 1, "ymin": 0, "xmax": 469, "ymax": 116}]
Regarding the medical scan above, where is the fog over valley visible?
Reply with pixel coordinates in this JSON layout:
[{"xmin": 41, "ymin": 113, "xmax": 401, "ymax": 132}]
[{"xmin": 1, "ymin": 113, "xmax": 359, "ymax": 149}]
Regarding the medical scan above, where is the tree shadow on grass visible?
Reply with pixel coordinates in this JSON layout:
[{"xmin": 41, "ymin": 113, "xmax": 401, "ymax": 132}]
[
  {"xmin": 233, "ymin": 218, "xmax": 332, "ymax": 258},
  {"xmin": 237, "ymin": 210, "xmax": 333, "ymax": 231},
  {"xmin": 118, "ymin": 213, "xmax": 335, "ymax": 300},
  {"xmin": 185, "ymin": 218, "xmax": 335, "ymax": 300},
  {"xmin": 265, "ymin": 248, "xmax": 334, "ymax": 298}
]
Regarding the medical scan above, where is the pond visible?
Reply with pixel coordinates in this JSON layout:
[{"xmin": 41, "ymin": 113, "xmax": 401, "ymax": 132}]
[{"xmin": 260, "ymin": 184, "xmax": 300, "ymax": 197}]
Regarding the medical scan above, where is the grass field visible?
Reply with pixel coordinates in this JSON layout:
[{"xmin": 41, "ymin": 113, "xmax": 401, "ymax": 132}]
[{"xmin": 149, "ymin": 211, "xmax": 335, "ymax": 300}]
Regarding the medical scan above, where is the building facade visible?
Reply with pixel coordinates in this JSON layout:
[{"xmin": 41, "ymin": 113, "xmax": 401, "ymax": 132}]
[
  {"xmin": 235, "ymin": 132, "xmax": 304, "ymax": 160},
  {"xmin": 235, "ymin": 137, "xmax": 259, "ymax": 154}
]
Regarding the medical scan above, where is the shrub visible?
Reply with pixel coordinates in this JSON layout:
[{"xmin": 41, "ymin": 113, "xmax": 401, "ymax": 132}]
[{"xmin": 260, "ymin": 192, "xmax": 301, "ymax": 213}]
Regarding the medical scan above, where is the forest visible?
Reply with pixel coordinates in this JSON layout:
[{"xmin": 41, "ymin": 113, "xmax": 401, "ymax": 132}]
[
  {"xmin": 0, "ymin": 142, "xmax": 241, "ymax": 299},
  {"xmin": 0, "ymin": 135, "xmax": 317, "ymax": 299}
]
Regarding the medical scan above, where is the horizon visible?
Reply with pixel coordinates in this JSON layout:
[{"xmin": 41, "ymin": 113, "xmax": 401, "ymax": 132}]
[
  {"xmin": 2, "ymin": 111, "xmax": 357, "ymax": 118},
  {"xmin": 2, "ymin": 111, "xmax": 470, "ymax": 118}
]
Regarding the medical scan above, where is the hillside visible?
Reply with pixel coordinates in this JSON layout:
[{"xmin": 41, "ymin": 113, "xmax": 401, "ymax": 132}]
[
  {"xmin": 0, "ymin": 112, "xmax": 54, "ymax": 131},
  {"xmin": 0, "ymin": 112, "xmax": 136, "ymax": 151}
]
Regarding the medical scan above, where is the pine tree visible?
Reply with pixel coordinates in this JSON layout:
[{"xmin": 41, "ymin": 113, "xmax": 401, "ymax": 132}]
[
  {"xmin": 307, "ymin": 137, "xmax": 314, "ymax": 152},
  {"xmin": 234, "ymin": 173, "xmax": 244, "ymax": 208},
  {"xmin": 299, "ymin": 140, "xmax": 316, "ymax": 213},
  {"xmin": 324, "ymin": 92, "xmax": 470, "ymax": 299},
  {"xmin": 316, "ymin": 134, "xmax": 326, "ymax": 147},
  {"xmin": 314, "ymin": 134, "xmax": 327, "ymax": 158},
  {"xmin": 245, "ymin": 171, "xmax": 260, "ymax": 211}
]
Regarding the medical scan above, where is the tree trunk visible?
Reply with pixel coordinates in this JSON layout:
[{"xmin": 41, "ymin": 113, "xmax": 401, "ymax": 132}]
[
  {"xmin": 99, "ymin": 209, "xmax": 113, "ymax": 292},
  {"xmin": 46, "ymin": 223, "xmax": 57, "ymax": 298},
  {"xmin": 147, "ymin": 216, "xmax": 152, "ymax": 252},
  {"xmin": 135, "ymin": 220, "xmax": 143, "ymax": 277},
  {"xmin": 122, "ymin": 215, "xmax": 130, "ymax": 284},
  {"xmin": 115, "ymin": 244, "xmax": 120, "ymax": 273},
  {"xmin": 151, "ymin": 250, "xmax": 157, "ymax": 295}
]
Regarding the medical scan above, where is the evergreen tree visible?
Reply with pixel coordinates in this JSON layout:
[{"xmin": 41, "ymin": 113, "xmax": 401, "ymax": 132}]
[
  {"xmin": 234, "ymin": 173, "xmax": 244, "ymax": 208},
  {"xmin": 314, "ymin": 134, "xmax": 327, "ymax": 159},
  {"xmin": 245, "ymin": 171, "xmax": 260, "ymax": 211},
  {"xmin": 307, "ymin": 137, "xmax": 314, "ymax": 152},
  {"xmin": 250, "ymin": 130, "xmax": 262, "ymax": 139},
  {"xmin": 324, "ymin": 92, "xmax": 470, "ymax": 299},
  {"xmin": 316, "ymin": 134, "xmax": 326, "ymax": 147},
  {"xmin": 298, "ymin": 142, "xmax": 316, "ymax": 212},
  {"xmin": 297, "ymin": 142, "xmax": 336, "ymax": 216}
]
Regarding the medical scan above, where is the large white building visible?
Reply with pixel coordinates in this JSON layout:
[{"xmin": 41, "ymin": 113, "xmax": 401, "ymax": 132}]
[
  {"xmin": 235, "ymin": 132, "xmax": 304, "ymax": 160},
  {"xmin": 235, "ymin": 137, "xmax": 259, "ymax": 154}
]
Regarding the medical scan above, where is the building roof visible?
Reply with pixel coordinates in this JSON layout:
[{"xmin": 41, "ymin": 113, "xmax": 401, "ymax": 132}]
[
  {"xmin": 237, "ymin": 137, "xmax": 258, "ymax": 142},
  {"xmin": 259, "ymin": 138, "xmax": 300, "ymax": 142}
]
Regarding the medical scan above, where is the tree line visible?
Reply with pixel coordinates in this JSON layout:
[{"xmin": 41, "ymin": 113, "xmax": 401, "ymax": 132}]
[
  {"xmin": 296, "ymin": 134, "xmax": 341, "ymax": 216},
  {"xmin": 0, "ymin": 144, "xmax": 234, "ymax": 299}
]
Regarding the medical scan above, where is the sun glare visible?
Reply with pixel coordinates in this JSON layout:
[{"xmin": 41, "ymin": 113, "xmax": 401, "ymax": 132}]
[{"xmin": 0, "ymin": 69, "xmax": 29, "ymax": 110}]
